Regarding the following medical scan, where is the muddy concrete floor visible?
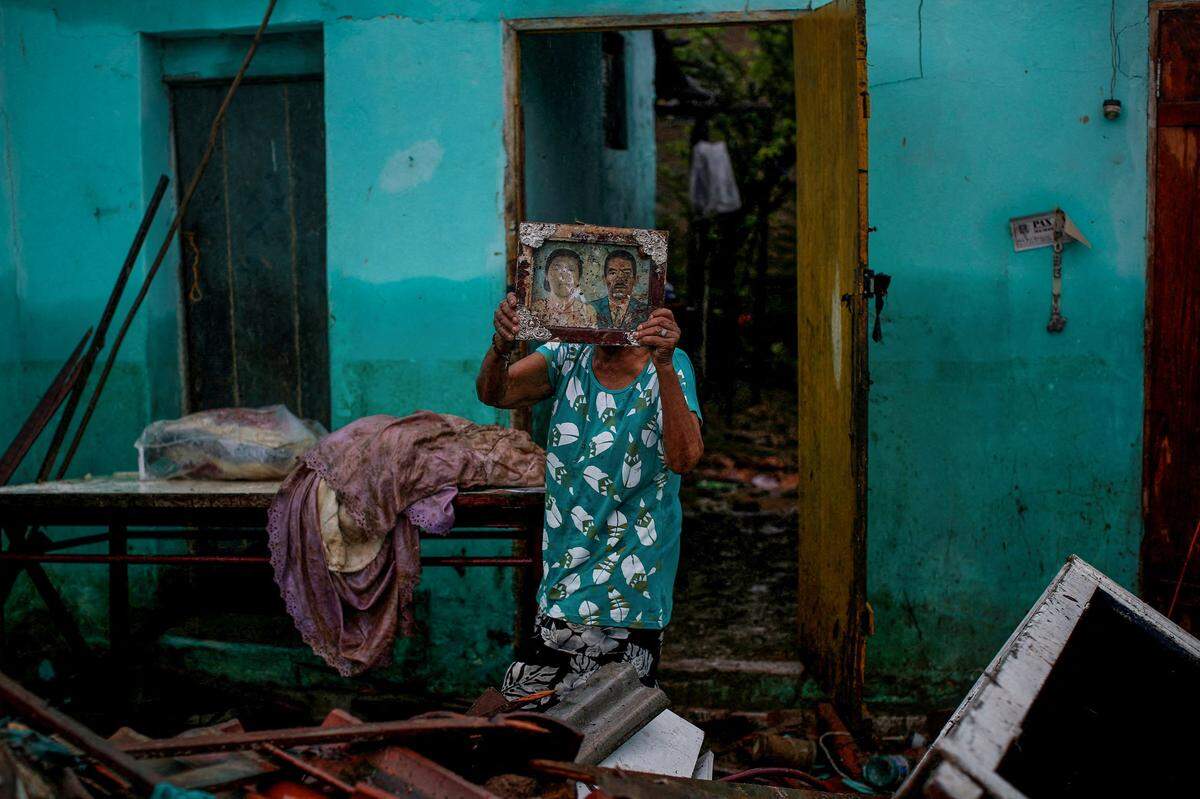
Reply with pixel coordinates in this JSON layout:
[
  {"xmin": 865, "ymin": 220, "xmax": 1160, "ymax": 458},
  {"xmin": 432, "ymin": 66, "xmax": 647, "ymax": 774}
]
[{"xmin": 665, "ymin": 387, "xmax": 800, "ymax": 664}]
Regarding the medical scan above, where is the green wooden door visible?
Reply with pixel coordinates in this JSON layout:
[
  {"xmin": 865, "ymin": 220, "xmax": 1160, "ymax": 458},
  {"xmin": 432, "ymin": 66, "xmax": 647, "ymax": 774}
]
[{"xmin": 171, "ymin": 78, "xmax": 330, "ymax": 427}]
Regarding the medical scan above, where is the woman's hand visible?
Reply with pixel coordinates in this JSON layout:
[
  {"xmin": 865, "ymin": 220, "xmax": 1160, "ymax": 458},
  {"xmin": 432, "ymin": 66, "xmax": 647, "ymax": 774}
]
[
  {"xmin": 636, "ymin": 308, "xmax": 680, "ymax": 367},
  {"xmin": 493, "ymin": 293, "xmax": 519, "ymax": 353}
]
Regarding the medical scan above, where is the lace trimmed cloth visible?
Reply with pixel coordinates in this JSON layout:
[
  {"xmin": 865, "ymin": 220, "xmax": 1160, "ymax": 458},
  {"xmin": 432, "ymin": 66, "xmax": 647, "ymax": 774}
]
[{"xmin": 267, "ymin": 411, "xmax": 544, "ymax": 676}]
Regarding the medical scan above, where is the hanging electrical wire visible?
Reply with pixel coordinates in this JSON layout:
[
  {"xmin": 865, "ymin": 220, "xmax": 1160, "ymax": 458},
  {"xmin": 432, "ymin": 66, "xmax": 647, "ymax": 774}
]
[{"xmin": 1103, "ymin": 0, "xmax": 1123, "ymax": 119}]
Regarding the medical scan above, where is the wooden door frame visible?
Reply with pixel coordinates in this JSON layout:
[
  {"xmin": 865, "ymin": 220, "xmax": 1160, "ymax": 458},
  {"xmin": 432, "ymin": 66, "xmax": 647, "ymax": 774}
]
[
  {"xmin": 500, "ymin": 4, "xmax": 870, "ymax": 711},
  {"xmin": 1144, "ymin": 1, "xmax": 1195, "ymax": 601},
  {"xmin": 499, "ymin": 9, "xmax": 811, "ymax": 429},
  {"xmin": 501, "ymin": 8, "xmax": 810, "ymax": 286}
]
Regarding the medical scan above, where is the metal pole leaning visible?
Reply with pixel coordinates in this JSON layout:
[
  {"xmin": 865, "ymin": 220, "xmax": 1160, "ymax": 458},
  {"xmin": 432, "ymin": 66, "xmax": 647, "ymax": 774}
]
[{"xmin": 0, "ymin": 329, "xmax": 91, "ymax": 487}]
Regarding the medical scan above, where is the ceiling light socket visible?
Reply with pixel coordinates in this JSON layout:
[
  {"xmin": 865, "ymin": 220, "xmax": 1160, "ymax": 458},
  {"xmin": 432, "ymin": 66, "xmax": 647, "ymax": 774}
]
[{"xmin": 1102, "ymin": 98, "xmax": 1122, "ymax": 120}]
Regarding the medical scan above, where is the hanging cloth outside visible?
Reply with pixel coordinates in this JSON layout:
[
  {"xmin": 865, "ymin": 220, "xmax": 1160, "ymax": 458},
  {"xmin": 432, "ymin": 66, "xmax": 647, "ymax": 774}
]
[{"xmin": 689, "ymin": 140, "xmax": 743, "ymax": 217}]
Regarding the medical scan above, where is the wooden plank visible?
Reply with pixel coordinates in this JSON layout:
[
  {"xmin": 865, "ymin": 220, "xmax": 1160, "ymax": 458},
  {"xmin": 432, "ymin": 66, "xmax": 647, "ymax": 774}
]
[
  {"xmin": 172, "ymin": 83, "xmax": 238, "ymax": 409},
  {"xmin": 225, "ymin": 82, "xmax": 302, "ymax": 413},
  {"xmin": 503, "ymin": 22, "xmax": 534, "ymax": 434},
  {"xmin": 509, "ymin": 9, "xmax": 803, "ymax": 33},
  {"xmin": 792, "ymin": 0, "xmax": 869, "ymax": 716},
  {"xmin": 0, "ymin": 475, "xmax": 543, "ymax": 511},
  {"xmin": 1158, "ymin": 99, "xmax": 1200, "ymax": 126},
  {"xmin": 1158, "ymin": 8, "xmax": 1200, "ymax": 102},
  {"xmin": 284, "ymin": 81, "xmax": 332, "ymax": 427},
  {"xmin": 1144, "ymin": 5, "xmax": 1200, "ymax": 629}
]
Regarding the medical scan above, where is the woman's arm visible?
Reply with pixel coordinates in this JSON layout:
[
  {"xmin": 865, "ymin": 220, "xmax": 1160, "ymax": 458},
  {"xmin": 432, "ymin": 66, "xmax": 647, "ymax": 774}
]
[
  {"xmin": 476, "ymin": 293, "xmax": 554, "ymax": 409},
  {"xmin": 636, "ymin": 308, "xmax": 704, "ymax": 473}
]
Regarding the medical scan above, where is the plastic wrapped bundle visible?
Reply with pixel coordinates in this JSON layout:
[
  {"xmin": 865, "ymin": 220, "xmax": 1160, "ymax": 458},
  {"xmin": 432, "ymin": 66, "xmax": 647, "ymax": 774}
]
[{"xmin": 135, "ymin": 405, "xmax": 328, "ymax": 480}]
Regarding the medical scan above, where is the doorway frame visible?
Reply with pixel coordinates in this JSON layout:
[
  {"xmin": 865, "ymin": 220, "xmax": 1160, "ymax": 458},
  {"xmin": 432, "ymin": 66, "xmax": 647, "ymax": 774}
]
[
  {"xmin": 501, "ymin": 9, "xmax": 807, "ymax": 281},
  {"xmin": 500, "ymin": 4, "xmax": 871, "ymax": 710}
]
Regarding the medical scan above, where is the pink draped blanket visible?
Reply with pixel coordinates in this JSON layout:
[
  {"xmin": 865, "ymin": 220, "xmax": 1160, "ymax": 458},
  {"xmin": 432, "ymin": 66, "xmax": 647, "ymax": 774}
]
[{"xmin": 267, "ymin": 411, "xmax": 544, "ymax": 676}]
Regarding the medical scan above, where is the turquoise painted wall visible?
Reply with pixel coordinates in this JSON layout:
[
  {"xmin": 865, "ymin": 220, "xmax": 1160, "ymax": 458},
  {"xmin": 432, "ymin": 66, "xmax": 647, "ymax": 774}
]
[
  {"xmin": 0, "ymin": 0, "xmax": 712, "ymax": 692},
  {"xmin": 864, "ymin": 0, "xmax": 1149, "ymax": 701},
  {"xmin": 0, "ymin": 0, "xmax": 1152, "ymax": 704},
  {"xmin": 523, "ymin": 30, "xmax": 657, "ymax": 230}
]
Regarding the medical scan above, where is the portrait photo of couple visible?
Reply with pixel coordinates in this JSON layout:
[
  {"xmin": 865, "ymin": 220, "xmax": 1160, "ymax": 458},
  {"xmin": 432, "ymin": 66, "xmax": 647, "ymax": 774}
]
[
  {"xmin": 515, "ymin": 222, "xmax": 668, "ymax": 346},
  {"xmin": 529, "ymin": 244, "xmax": 651, "ymax": 331}
]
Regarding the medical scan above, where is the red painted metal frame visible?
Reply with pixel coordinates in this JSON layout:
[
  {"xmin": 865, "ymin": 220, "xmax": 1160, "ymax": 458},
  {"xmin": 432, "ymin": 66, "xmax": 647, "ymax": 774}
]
[{"xmin": 0, "ymin": 485, "xmax": 545, "ymax": 667}]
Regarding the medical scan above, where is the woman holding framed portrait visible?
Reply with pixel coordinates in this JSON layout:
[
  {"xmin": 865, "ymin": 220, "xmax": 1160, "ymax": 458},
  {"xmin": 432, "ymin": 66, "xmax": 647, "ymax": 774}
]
[{"xmin": 476, "ymin": 222, "xmax": 704, "ymax": 699}]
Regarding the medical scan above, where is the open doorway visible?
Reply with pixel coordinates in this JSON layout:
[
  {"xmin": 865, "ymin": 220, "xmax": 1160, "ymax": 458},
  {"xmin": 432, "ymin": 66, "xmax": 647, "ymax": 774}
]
[
  {"xmin": 512, "ymin": 1, "xmax": 869, "ymax": 710},
  {"xmin": 652, "ymin": 24, "xmax": 801, "ymax": 673}
]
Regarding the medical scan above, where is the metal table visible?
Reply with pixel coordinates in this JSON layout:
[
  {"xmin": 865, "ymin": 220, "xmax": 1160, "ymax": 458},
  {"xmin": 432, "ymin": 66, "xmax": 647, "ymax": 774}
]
[{"xmin": 0, "ymin": 474, "xmax": 545, "ymax": 666}]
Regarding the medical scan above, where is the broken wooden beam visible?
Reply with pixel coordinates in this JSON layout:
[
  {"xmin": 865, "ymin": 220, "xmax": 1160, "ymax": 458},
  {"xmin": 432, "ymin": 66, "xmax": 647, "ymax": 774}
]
[
  {"xmin": 117, "ymin": 713, "xmax": 578, "ymax": 760},
  {"xmin": 0, "ymin": 669, "xmax": 159, "ymax": 794}
]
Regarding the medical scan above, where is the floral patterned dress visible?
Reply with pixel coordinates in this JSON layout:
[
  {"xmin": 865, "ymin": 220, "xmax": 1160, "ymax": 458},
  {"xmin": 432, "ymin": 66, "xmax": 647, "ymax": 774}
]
[{"xmin": 501, "ymin": 343, "xmax": 701, "ymax": 700}]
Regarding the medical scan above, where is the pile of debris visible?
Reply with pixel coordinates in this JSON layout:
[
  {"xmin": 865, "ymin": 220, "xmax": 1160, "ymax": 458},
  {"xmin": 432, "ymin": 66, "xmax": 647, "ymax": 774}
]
[
  {"xmin": 7, "ymin": 558, "xmax": 1198, "ymax": 799},
  {"xmin": 0, "ymin": 662, "xmax": 872, "ymax": 799},
  {"xmin": 705, "ymin": 703, "xmax": 926, "ymax": 795}
]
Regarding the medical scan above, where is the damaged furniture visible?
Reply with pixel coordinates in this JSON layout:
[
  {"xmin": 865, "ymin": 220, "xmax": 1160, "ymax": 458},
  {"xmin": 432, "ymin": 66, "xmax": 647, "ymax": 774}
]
[
  {"xmin": 898, "ymin": 555, "xmax": 1200, "ymax": 799},
  {"xmin": 0, "ymin": 475, "xmax": 545, "ymax": 667}
]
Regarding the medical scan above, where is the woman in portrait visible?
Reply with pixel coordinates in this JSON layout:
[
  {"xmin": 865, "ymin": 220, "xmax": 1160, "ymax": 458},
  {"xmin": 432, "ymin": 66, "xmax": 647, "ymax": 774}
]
[{"xmin": 531, "ymin": 248, "xmax": 598, "ymax": 328}]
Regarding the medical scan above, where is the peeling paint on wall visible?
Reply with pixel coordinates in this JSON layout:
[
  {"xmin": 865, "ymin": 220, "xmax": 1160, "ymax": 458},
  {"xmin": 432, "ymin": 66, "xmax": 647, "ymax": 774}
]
[{"xmin": 378, "ymin": 139, "xmax": 444, "ymax": 193}]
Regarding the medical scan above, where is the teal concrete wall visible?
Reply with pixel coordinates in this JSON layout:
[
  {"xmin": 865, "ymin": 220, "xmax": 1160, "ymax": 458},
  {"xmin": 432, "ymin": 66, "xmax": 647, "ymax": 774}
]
[
  {"xmin": 0, "ymin": 0, "xmax": 1153, "ymax": 704},
  {"xmin": 0, "ymin": 0, "xmax": 733, "ymax": 693},
  {"xmin": 864, "ymin": 0, "xmax": 1149, "ymax": 701},
  {"xmin": 522, "ymin": 30, "xmax": 657, "ymax": 229}
]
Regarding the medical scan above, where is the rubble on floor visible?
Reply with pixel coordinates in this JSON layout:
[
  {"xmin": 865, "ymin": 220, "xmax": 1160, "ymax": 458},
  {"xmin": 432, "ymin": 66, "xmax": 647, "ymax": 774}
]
[
  {"xmin": 8, "ymin": 557, "xmax": 1188, "ymax": 798},
  {"xmin": 0, "ymin": 660, "xmax": 917, "ymax": 799}
]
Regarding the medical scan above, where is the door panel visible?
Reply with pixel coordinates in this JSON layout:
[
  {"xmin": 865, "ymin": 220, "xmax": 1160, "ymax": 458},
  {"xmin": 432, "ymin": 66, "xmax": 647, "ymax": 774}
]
[
  {"xmin": 1145, "ymin": 7, "xmax": 1200, "ymax": 629},
  {"xmin": 171, "ymin": 79, "xmax": 330, "ymax": 427},
  {"xmin": 793, "ymin": 0, "xmax": 869, "ymax": 713}
]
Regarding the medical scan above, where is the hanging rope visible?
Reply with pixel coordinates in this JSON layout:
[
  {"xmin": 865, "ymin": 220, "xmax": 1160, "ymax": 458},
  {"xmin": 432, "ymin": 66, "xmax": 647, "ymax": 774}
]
[{"xmin": 183, "ymin": 230, "xmax": 203, "ymax": 303}]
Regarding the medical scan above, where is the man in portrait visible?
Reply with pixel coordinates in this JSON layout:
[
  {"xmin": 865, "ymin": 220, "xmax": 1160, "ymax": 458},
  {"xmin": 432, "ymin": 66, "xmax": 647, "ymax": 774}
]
[
  {"xmin": 531, "ymin": 248, "xmax": 598, "ymax": 328},
  {"xmin": 591, "ymin": 249, "xmax": 649, "ymax": 331}
]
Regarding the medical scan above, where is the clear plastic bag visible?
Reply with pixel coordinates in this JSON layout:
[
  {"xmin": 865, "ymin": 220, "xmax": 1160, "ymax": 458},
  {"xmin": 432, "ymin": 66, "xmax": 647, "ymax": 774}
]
[{"xmin": 135, "ymin": 405, "xmax": 327, "ymax": 481}]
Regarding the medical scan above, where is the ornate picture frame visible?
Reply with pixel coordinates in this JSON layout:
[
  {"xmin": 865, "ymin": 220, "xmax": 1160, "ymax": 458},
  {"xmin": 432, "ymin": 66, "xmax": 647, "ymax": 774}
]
[{"xmin": 515, "ymin": 222, "xmax": 668, "ymax": 346}]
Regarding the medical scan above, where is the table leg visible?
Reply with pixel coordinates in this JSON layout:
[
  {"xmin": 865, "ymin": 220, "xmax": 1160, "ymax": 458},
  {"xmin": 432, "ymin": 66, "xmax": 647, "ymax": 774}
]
[
  {"xmin": 513, "ymin": 505, "xmax": 543, "ymax": 648},
  {"xmin": 0, "ymin": 526, "xmax": 21, "ymax": 608},
  {"xmin": 0, "ymin": 525, "xmax": 91, "ymax": 661},
  {"xmin": 0, "ymin": 526, "xmax": 10, "ymax": 668},
  {"xmin": 108, "ymin": 522, "xmax": 129, "ymax": 666}
]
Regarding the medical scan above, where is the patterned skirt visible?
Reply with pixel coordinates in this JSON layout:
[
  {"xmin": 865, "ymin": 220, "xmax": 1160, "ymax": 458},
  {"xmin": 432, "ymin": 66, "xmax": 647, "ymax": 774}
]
[{"xmin": 500, "ymin": 613, "xmax": 664, "ymax": 702}]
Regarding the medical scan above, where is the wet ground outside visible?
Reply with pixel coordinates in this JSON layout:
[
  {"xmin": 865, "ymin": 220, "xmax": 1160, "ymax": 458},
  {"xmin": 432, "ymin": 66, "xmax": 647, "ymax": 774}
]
[{"xmin": 666, "ymin": 386, "xmax": 800, "ymax": 666}]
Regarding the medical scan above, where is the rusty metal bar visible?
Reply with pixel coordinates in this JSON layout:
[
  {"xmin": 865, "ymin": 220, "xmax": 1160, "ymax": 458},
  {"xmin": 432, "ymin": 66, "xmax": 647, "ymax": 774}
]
[
  {"xmin": 0, "ymin": 669, "xmax": 159, "ymax": 794},
  {"xmin": 119, "ymin": 715, "xmax": 549, "ymax": 758},
  {"xmin": 43, "ymin": 175, "xmax": 170, "ymax": 483},
  {"xmin": 0, "ymin": 329, "xmax": 91, "ymax": 486},
  {"xmin": 371, "ymin": 745, "xmax": 499, "ymax": 799},
  {"xmin": 257, "ymin": 743, "xmax": 355, "ymax": 794},
  {"xmin": 58, "ymin": 0, "xmax": 279, "ymax": 475},
  {"xmin": 0, "ymin": 553, "xmax": 534, "ymax": 567}
]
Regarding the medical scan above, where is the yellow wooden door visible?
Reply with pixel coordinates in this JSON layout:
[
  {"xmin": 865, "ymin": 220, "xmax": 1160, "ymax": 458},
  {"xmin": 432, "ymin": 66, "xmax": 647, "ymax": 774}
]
[{"xmin": 794, "ymin": 0, "xmax": 870, "ymax": 715}]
